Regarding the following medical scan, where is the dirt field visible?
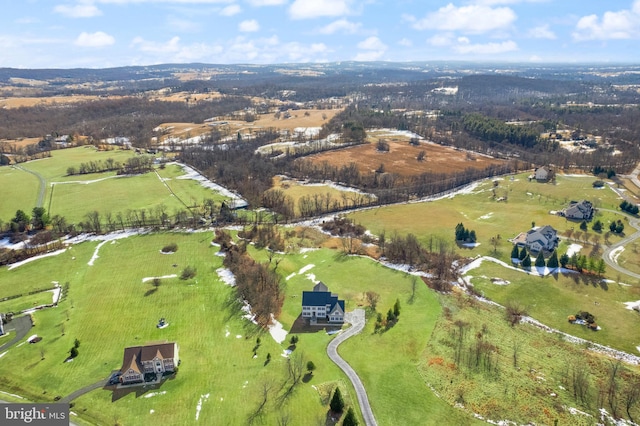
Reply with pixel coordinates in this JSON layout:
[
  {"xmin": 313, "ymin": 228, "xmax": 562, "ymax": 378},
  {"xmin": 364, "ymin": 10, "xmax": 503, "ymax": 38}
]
[
  {"xmin": 306, "ymin": 137, "xmax": 505, "ymax": 176},
  {"xmin": 0, "ymin": 95, "xmax": 108, "ymax": 108},
  {"xmin": 251, "ymin": 108, "xmax": 341, "ymax": 130},
  {"xmin": 0, "ymin": 137, "xmax": 42, "ymax": 149}
]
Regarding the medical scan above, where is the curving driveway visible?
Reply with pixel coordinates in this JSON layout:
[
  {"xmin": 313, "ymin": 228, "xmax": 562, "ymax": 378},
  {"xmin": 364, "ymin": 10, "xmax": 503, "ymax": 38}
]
[
  {"xmin": 0, "ymin": 316, "xmax": 33, "ymax": 352},
  {"xmin": 14, "ymin": 165, "xmax": 47, "ymax": 208},
  {"xmin": 327, "ymin": 309, "xmax": 377, "ymax": 426}
]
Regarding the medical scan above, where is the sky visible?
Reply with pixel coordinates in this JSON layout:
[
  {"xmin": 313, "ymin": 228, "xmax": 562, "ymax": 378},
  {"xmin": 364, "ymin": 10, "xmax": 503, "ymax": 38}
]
[{"xmin": 2, "ymin": 0, "xmax": 640, "ymax": 68}]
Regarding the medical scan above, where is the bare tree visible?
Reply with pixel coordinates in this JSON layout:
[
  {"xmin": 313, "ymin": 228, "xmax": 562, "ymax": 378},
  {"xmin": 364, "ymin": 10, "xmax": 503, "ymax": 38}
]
[{"xmin": 365, "ymin": 291, "xmax": 380, "ymax": 311}]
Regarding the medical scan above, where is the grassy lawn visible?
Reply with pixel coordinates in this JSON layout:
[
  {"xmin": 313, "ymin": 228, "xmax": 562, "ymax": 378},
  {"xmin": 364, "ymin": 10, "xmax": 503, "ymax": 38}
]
[
  {"xmin": 0, "ymin": 291, "xmax": 55, "ymax": 313},
  {"xmin": 349, "ymin": 173, "xmax": 625, "ymax": 260},
  {"xmin": 250, "ymin": 245, "xmax": 482, "ymax": 425},
  {"xmin": 465, "ymin": 261, "xmax": 640, "ymax": 354},
  {"xmin": 0, "ymin": 147, "xmax": 234, "ymax": 224},
  {"xmin": 0, "ymin": 166, "xmax": 40, "ymax": 221}
]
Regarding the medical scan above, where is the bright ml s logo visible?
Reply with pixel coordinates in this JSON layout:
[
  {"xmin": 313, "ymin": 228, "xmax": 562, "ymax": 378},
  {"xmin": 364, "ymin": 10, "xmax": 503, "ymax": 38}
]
[{"xmin": 2, "ymin": 404, "xmax": 68, "ymax": 425}]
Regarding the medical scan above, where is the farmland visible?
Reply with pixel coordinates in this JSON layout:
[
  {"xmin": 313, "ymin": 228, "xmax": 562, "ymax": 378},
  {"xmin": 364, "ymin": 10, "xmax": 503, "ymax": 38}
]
[
  {"xmin": 0, "ymin": 147, "xmax": 232, "ymax": 225},
  {"xmin": 306, "ymin": 130, "xmax": 506, "ymax": 177}
]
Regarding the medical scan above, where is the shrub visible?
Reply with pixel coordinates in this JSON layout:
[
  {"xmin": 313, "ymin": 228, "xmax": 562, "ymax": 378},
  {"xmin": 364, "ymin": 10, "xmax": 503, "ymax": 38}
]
[
  {"xmin": 180, "ymin": 266, "xmax": 197, "ymax": 280},
  {"xmin": 161, "ymin": 243, "xmax": 178, "ymax": 253}
]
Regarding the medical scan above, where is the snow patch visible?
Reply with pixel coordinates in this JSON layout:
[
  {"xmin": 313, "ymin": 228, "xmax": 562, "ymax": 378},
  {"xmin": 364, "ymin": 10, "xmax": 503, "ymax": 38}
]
[
  {"xmin": 565, "ymin": 244, "xmax": 583, "ymax": 257},
  {"xmin": 0, "ymin": 351, "xmax": 8, "ymax": 359},
  {"xmin": 298, "ymin": 264, "xmax": 315, "ymax": 274},
  {"xmin": 195, "ymin": 394, "xmax": 210, "ymax": 421},
  {"xmin": 7, "ymin": 248, "xmax": 67, "ymax": 270},
  {"xmin": 305, "ymin": 273, "xmax": 319, "ymax": 284},
  {"xmin": 216, "ymin": 268, "xmax": 236, "ymax": 286},
  {"xmin": 478, "ymin": 213, "xmax": 493, "ymax": 220},
  {"xmin": 268, "ymin": 314, "xmax": 288, "ymax": 344},
  {"xmin": 285, "ymin": 272, "xmax": 296, "ymax": 281},
  {"xmin": 144, "ymin": 391, "xmax": 166, "ymax": 398},
  {"xmin": 624, "ymin": 300, "xmax": 640, "ymax": 311},
  {"xmin": 142, "ymin": 274, "xmax": 177, "ymax": 283},
  {"xmin": 0, "ymin": 390, "xmax": 25, "ymax": 399},
  {"xmin": 175, "ymin": 163, "xmax": 248, "ymax": 209},
  {"xmin": 609, "ymin": 246, "xmax": 624, "ymax": 264}
]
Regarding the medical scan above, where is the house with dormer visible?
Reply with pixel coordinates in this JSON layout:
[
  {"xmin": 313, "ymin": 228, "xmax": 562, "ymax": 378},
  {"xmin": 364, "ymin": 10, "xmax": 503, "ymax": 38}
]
[
  {"xmin": 302, "ymin": 282, "xmax": 345, "ymax": 324},
  {"xmin": 562, "ymin": 200, "xmax": 594, "ymax": 221},
  {"xmin": 119, "ymin": 342, "xmax": 179, "ymax": 385},
  {"xmin": 523, "ymin": 225, "xmax": 559, "ymax": 253}
]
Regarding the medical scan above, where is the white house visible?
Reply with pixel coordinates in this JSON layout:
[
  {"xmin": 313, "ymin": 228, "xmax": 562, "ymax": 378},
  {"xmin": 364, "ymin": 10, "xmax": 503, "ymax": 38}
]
[
  {"xmin": 301, "ymin": 282, "xmax": 345, "ymax": 324},
  {"xmin": 531, "ymin": 166, "xmax": 553, "ymax": 182},
  {"xmin": 524, "ymin": 225, "xmax": 559, "ymax": 253}
]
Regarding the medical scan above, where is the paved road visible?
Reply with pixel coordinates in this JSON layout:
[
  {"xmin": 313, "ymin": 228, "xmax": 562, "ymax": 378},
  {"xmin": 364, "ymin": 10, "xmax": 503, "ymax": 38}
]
[
  {"xmin": 0, "ymin": 315, "xmax": 33, "ymax": 352},
  {"xmin": 601, "ymin": 211, "xmax": 640, "ymax": 280},
  {"xmin": 14, "ymin": 165, "xmax": 46, "ymax": 208},
  {"xmin": 327, "ymin": 309, "xmax": 377, "ymax": 426},
  {"xmin": 61, "ymin": 378, "xmax": 108, "ymax": 404}
]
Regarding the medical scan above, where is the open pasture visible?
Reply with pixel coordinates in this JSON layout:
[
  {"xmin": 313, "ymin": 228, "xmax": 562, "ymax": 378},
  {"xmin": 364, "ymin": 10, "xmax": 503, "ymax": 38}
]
[
  {"xmin": 349, "ymin": 173, "xmax": 627, "ymax": 260},
  {"xmin": 0, "ymin": 147, "xmax": 232, "ymax": 224},
  {"xmin": 0, "ymin": 166, "xmax": 40, "ymax": 221},
  {"xmin": 306, "ymin": 131, "xmax": 505, "ymax": 177},
  {"xmin": 0, "ymin": 95, "xmax": 109, "ymax": 109}
]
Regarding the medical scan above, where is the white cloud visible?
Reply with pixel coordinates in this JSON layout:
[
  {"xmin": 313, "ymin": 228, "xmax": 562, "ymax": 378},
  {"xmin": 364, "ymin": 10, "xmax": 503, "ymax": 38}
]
[
  {"xmin": 453, "ymin": 39, "xmax": 518, "ymax": 55},
  {"xmin": 317, "ymin": 19, "xmax": 361, "ymax": 34},
  {"xmin": 74, "ymin": 31, "xmax": 115, "ymax": 47},
  {"xmin": 132, "ymin": 36, "xmax": 181, "ymax": 53},
  {"xmin": 413, "ymin": 4, "xmax": 516, "ymax": 33},
  {"xmin": 220, "ymin": 4, "xmax": 241, "ymax": 16},
  {"xmin": 398, "ymin": 38, "xmax": 412, "ymax": 47},
  {"xmin": 427, "ymin": 33, "xmax": 453, "ymax": 47},
  {"xmin": 54, "ymin": 2, "xmax": 103, "ymax": 18},
  {"xmin": 248, "ymin": 0, "xmax": 287, "ymax": 5},
  {"xmin": 528, "ymin": 24, "xmax": 556, "ymax": 39},
  {"xmin": 473, "ymin": 0, "xmax": 549, "ymax": 4},
  {"xmin": 572, "ymin": 2, "xmax": 640, "ymax": 41},
  {"xmin": 357, "ymin": 36, "xmax": 386, "ymax": 51},
  {"xmin": 239, "ymin": 19, "xmax": 260, "ymax": 32},
  {"xmin": 289, "ymin": 0, "xmax": 352, "ymax": 20},
  {"xmin": 98, "ymin": 0, "xmax": 234, "ymax": 3},
  {"xmin": 353, "ymin": 36, "xmax": 386, "ymax": 62}
]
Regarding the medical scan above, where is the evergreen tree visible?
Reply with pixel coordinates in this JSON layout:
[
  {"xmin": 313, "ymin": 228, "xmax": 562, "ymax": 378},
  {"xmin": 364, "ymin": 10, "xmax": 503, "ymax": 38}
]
[
  {"xmin": 547, "ymin": 250, "xmax": 559, "ymax": 269},
  {"xmin": 518, "ymin": 246, "xmax": 528, "ymax": 261},
  {"xmin": 596, "ymin": 259, "xmax": 606, "ymax": 276},
  {"xmin": 386, "ymin": 308, "xmax": 396, "ymax": 323},
  {"xmin": 510, "ymin": 245, "xmax": 520, "ymax": 259},
  {"xmin": 521, "ymin": 254, "xmax": 531, "ymax": 268},
  {"xmin": 535, "ymin": 251, "xmax": 546, "ymax": 268},
  {"xmin": 592, "ymin": 220, "xmax": 603, "ymax": 232},
  {"xmin": 559, "ymin": 253, "xmax": 569, "ymax": 268},
  {"xmin": 330, "ymin": 387, "xmax": 345, "ymax": 413},
  {"xmin": 580, "ymin": 221, "xmax": 588, "ymax": 231},
  {"xmin": 393, "ymin": 299, "xmax": 401, "ymax": 317},
  {"xmin": 616, "ymin": 221, "xmax": 624, "ymax": 234},
  {"xmin": 342, "ymin": 407, "xmax": 358, "ymax": 426},
  {"xmin": 469, "ymin": 230, "xmax": 477, "ymax": 243}
]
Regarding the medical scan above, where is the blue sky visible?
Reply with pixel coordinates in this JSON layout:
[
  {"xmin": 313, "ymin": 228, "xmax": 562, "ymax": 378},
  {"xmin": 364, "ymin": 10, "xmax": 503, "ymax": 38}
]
[{"xmin": 2, "ymin": 0, "xmax": 640, "ymax": 68}]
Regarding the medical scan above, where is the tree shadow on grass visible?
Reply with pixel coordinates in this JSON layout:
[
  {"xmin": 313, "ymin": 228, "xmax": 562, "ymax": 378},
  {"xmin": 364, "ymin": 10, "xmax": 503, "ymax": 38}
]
[
  {"xmin": 144, "ymin": 288, "xmax": 157, "ymax": 297},
  {"xmin": 332, "ymin": 251, "xmax": 350, "ymax": 263}
]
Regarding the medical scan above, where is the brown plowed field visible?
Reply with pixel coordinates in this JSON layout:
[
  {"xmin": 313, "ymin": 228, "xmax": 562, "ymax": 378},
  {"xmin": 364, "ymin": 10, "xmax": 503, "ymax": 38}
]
[{"xmin": 305, "ymin": 137, "xmax": 505, "ymax": 177}]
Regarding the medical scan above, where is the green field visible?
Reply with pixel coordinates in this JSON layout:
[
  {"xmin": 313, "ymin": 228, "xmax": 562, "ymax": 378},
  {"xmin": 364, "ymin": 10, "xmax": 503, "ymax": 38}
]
[
  {"xmin": 349, "ymin": 173, "xmax": 629, "ymax": 267},
  {"xmin": 0, "ymin": 166, "xmax": 40, "ymax": 221},
  {"xmin": 0, "ymin": 230, "xmax": 487, "ymax": 425},
  {"xmin": 0, "ymin": 147, "xmax": 231, "ymax": 224}
]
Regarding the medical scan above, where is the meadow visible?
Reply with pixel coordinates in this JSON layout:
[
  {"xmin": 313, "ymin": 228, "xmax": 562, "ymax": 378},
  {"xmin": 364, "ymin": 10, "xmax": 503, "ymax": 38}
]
[
  {"xmin": 0, "ymin": 166, "xmax": 40, "ymax": 221},
  {"xmin": 349, "ymin": 173, "xmax": 628, "ymax": 262},
  {"xmin": 0, "ymin": 147, "xmax": 231, "ymax": 224}
]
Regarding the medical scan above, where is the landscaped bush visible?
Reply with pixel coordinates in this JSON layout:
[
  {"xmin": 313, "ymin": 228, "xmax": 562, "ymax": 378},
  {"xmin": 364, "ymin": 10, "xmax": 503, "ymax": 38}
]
[{"xmin": 161, "ymin": 242, "xmax": 178, "ymax": 253}]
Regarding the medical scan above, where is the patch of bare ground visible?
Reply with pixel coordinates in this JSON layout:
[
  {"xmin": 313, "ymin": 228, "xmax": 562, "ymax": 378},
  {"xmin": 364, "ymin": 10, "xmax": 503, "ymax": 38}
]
[{"xmin": 304, "ymin": 138, "xmax": 505, "ymax": 177}]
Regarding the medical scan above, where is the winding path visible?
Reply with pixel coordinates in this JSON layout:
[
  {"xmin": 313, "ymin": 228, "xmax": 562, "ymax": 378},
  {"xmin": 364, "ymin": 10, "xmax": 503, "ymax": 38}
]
[
  {"xmin": 327, "ymin": 309, "xmax": 377, "ymax": 426},
  {"xmin": 598, "ymin": 209, "xmax": 640, "ymax": 280},
  {"xmin": 14, "ymin": 165, "xmax": 46, "ymax": 208}
]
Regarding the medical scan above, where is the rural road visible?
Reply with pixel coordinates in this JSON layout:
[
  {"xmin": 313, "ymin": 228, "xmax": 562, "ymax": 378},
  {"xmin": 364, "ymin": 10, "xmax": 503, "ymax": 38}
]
[
  {"xmin": 601, "ymin": 213, "xmax": 640, "ymax": 280},
  {"xmin": 327, "ymin": 309, "xmax": 377, "ymax": 426},
  {"xmin": 14, "ymin": 164, "xmax": 46, "ymax": 208}
]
